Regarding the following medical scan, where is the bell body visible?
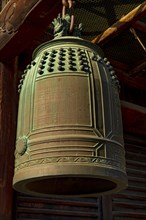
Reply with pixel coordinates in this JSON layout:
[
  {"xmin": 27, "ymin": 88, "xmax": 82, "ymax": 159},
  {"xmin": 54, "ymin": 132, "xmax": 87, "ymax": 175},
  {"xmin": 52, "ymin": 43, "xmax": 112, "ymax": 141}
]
[{"xmin": 13, "ymin": 37, "xmax": 128, "ymax": 197}]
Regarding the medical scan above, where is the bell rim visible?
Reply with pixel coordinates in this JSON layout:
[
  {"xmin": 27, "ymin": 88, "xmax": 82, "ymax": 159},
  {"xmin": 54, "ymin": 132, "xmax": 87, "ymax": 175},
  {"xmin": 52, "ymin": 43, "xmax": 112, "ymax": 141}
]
[{"xmin": 13, "ymin": 163, "xmax": 128, "ymax": 197}]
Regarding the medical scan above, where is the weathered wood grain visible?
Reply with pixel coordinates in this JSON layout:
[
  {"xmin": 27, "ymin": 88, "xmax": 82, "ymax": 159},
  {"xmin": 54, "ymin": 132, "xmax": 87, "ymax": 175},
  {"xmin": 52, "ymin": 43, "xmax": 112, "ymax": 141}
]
[{"xmin": 0, "ymin": 0, "xmax": 61, "ymax": 61}]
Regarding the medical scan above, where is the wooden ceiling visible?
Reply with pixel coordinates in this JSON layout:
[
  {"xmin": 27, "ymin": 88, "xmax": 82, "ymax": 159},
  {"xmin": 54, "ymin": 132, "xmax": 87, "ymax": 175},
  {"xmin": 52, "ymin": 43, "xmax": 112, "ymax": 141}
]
[
  {"xmin": 0, "ymin": 0, "xmax": 146, "ymax": 137},
  {"xmin": 0, "ymin": 1, "xmax": 145, "ymax": 64},
  {"xmin": 0, "ymin": 1, "xmax": 145, "ymax": 77},
  {"xmin": 81, "ymin": 0, "xmax": 146, "ymax": 85}
]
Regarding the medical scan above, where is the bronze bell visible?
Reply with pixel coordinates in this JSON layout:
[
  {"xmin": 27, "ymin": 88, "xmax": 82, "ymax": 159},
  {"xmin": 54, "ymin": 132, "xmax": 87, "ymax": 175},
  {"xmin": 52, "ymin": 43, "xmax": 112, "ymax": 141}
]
[{"xmin": 13, "ymin": 14, "xmax": 128, "ymax": 197}]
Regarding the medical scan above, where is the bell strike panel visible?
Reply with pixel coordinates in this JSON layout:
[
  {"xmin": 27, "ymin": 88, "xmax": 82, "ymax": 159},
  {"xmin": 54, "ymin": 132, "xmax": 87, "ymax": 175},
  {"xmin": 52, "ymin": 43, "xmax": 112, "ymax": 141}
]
[{"xmin": 33, "ymin": 75, "xmax": 92, "ymax": 128}]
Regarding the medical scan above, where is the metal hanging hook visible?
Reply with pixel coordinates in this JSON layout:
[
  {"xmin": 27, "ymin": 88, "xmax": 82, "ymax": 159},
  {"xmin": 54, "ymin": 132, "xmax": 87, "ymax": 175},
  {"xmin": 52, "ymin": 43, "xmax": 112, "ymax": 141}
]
[{"xmin": 62, "ymin": 0, "xmax": 75, "ymax": 33}]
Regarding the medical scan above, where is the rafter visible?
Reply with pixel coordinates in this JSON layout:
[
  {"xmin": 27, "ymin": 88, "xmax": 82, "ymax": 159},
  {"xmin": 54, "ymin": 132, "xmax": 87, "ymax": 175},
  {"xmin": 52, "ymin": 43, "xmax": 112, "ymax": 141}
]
[
  {"xmin": 108, "ymin": 59, "xmax": 130, "ymax": 71},
  {"xmin": 128, "ymin": 58, "xmax": 146, "ymax": 76},
  {"xmin": 132, "ymin": 20, "xmax": 146, "ymax": 33},
  {"xmin": 92, "ymin": 1, "xmax": 146, "ymax": 45},
  {"xmin": 112, "ymin": 66, "xmax": 146, "ymax": 91}
]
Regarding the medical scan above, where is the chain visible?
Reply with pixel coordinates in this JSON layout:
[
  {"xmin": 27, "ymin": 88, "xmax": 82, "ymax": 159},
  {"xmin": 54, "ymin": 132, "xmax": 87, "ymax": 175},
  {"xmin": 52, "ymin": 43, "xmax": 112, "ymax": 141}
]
[{"xmin": 62, "ymin": 0, "xmax": 75, "ymax": 33}]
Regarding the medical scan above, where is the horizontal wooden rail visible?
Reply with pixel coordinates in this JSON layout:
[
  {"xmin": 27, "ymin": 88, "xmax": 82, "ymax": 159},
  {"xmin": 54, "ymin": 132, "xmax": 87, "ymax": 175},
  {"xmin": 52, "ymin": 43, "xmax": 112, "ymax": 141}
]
[{"xmin": 121, "ymin": 101, "xmax": 146, "ymax": 137}]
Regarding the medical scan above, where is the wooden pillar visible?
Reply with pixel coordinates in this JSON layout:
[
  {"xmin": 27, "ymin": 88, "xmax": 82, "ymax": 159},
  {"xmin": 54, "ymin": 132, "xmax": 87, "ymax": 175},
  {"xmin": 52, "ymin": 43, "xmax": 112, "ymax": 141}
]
[
  {"xmin": 102, "ymin": 195, "xmax": 113, "ymax": 220},
  {"xmin": 0, "ymin": 59, "xmax": 18, "ymax": 220}
]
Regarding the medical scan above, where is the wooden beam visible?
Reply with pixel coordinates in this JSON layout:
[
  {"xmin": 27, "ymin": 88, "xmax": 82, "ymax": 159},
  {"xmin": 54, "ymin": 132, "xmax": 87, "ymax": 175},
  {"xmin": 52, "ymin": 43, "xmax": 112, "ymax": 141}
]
[
  {"xmin": 0, "ymin": 0, "xmax": 41, "ymax": 31},
  {"xmin": 113, "ymin": 67, "xmax": 146, "ymax": 91},
  {"xmin": 132, "ymin": 20, "xmax": 146, "ymax": 33},
  {"xmin": 92, "ymin": 1, "xmax": 146, "ymax": 45},
  {"xmin": 107, "ymin": 59, "xmax": 146, "ymax": 91},
  {"xmin": 108, "ymin": 58, "xmax": 130, "ymax": 71},
  {"xmin": 121, "ymin": 101, "xmax": 146, "ymax": 137},
  {"xmin": 128, "ymin": 58, "xmax": 146, "ymax": 76},
  {"xmin": 0, "ymin": 0, "xmax": 61, "ymax": 61}
]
